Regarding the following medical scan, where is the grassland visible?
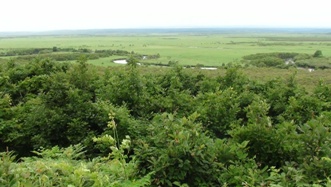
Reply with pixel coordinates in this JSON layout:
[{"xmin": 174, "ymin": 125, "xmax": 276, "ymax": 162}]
[
  {"xmin": 1, "ymin": 32, "xmax": 331, "ymax": 66},
  {"xmin": 1, "ymin": 30, "xmax": 331, "ymax": 90}
]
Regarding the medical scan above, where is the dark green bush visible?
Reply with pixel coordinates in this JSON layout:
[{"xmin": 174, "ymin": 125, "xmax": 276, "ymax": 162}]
[{"xmin": 2, "ymin": 57, "xmax": 331, "ymax": 186}]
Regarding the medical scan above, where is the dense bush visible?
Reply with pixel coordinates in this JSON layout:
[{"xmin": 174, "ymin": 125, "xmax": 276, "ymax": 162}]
[
  {"xmin": 2, "ymin": 58, "xmax": 331, "ymax": 185},
  {"xmin": 242, "ymin": 52, "xmax": 301, "ymax": 67},
  {"xmin": 0, "ymin": 139, "xmax": 152, "ymax": 186},
  {"xmin": 242, "ymin": 52, "xmax": 331, "ymax": 70}
]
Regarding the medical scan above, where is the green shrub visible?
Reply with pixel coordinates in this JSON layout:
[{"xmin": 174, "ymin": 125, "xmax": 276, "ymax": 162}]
[{"xmin": 196, "ymin": 89, "xmax": 240, "ymax": 138}]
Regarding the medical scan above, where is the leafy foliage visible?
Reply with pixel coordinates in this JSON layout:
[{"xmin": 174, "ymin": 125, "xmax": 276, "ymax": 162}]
[
  {"xmin": 2, "ymin": 57, "xmax": 331, "ymax": 186},
  {"xmin": 313, "ymin": 50, "xmax": 323, "ymax": 58}
]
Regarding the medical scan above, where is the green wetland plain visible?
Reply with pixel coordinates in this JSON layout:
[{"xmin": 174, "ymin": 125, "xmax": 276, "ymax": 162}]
[
  {"xmin": 2, "ymin": 28, "xmax": 331, "ymax": 90},
  {"xmin": 1, "ymin": 29, "xmax": 331, "ymax": 66},
  {"xmin": 2, "ymin": 28, "xmax": 331, "ymax": 186}
]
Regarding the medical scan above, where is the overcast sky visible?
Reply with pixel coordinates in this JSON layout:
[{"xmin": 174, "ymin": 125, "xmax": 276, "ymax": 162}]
[{"xmin": 0, "ymin": 0, "xmax": 330, "ymax": 32}]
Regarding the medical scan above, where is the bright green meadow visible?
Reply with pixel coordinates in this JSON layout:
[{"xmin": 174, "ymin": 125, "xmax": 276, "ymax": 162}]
[{"xmin": 1, "ymin": 33, "xmax": 331, "ymax": 66}]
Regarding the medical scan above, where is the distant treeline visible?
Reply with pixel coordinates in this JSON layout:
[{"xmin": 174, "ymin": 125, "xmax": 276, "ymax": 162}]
[
  {"xmin": 0, "ymin": 47, "xmax": 77, "ymax": 56},
  {"xmin": 0, "ymin": 47, "xmax": 160, "ymax": 62},
  {"xmin": 242, "ymin": 51, "xmax": 331, "ymax": 69},
  {"xmin": 0, "ymin": 47, "xmax": 130, "ymax": 57}
]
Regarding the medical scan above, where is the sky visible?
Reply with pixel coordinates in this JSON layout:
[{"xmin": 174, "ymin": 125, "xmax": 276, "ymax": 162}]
[{"xmin": 0, "ymin": 0, "xmax": 330, "ymax": 32}]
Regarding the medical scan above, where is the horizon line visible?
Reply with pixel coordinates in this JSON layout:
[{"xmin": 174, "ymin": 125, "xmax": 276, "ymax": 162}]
[{"xmin": 1, "ymin": 27, "xmax": 331, "ymax": 35}]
